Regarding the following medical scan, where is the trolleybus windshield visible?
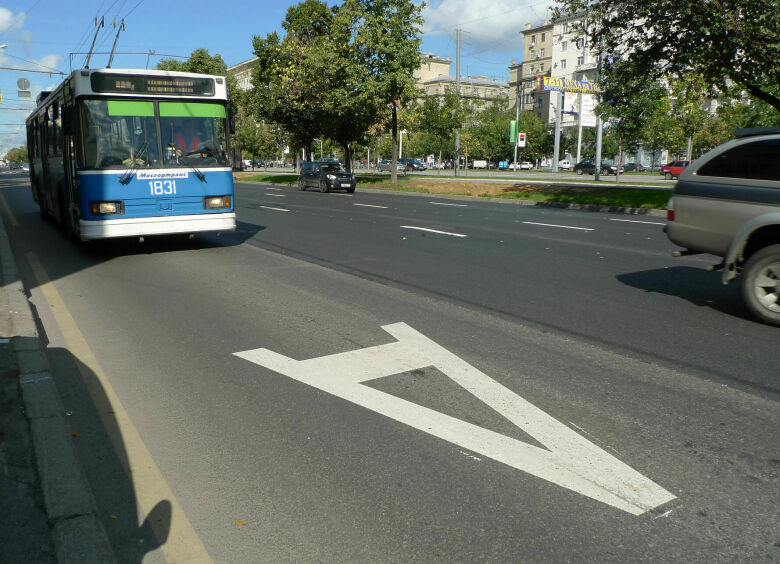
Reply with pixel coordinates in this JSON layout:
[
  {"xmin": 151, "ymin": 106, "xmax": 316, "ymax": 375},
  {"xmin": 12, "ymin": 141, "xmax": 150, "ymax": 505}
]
[{"xmin": 80, "ymin": 99, "xmax": 229, "ymax": 170}]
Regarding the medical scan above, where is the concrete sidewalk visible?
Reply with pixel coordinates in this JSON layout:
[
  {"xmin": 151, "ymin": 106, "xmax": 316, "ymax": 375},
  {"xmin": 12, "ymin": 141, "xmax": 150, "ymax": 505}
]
[{"xmin": 0, "ymin": 210, "xmax": 115, "ymax": 562}]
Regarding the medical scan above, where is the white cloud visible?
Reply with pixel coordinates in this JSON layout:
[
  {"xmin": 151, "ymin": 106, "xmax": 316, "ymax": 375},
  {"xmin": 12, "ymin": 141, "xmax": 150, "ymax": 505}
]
[
  {"xmin": 422, "ymin": 0, "xmax": 552, "ymax": 55},
  {"xmin": 0, "ymin": 7, "xmax": 25, "ymax": 33}
]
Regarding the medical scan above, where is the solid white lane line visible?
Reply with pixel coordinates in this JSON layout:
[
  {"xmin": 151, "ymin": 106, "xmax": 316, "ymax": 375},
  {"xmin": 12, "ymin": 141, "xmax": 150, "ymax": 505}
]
[
  {"xmin": 609, "ymin": 218, "xmax": 665, "ymax": 225},
  {"xmin": 523, "ymin": 221, "xmax": 594, "ymax": 232},
  {"xmin": 260, "ymin": 205, "xmax": 290, "ymax": 212},
  {"xmin": 401, "ymin": 226, "xmax": 467, "ymax": 238},
  {"xmin": 354, "ymin": 203, "xmax": 388, "ymax": 209},
  {"xmin": 430, "ymin": 202, "xmax": 468, "ymax": 207}
]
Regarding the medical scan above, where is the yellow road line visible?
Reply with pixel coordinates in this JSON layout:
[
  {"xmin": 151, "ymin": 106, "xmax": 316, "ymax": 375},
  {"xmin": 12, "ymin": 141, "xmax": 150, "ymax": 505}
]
[
  {"xmin": 27, "ymin": 251, "xmax": 213, "ymax": 564},
  {"xmin": 0, "ymin": 192, "xmax": 20, "ymax": 227}
]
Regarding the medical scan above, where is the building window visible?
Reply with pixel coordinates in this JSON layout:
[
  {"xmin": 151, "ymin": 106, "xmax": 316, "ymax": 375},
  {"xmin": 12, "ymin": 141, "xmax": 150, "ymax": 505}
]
[
  {"xmin": 563, "ymin": 23, "xmax": 569, "ymax": 33},
  {"xmin": 474, "ymin": 88, "xmax": 480, "ymax": 97},
  {"xmin": 576, "ymin": 38, "xmax": 584, "ymax": 49},
  {"xmin": 561, "ymin": 59, "xmax": 567, "ymax": 69},
  {"xmin": 531, "ymin": 34, "xmax": 536, "ymax": 44},
  {"xmin": 540, "ymin": 63, "xmax": 544, "ymax": 71},
  {"xmin": 540, "ymin": 48, "xmax": 545, "ymax": 57},
  {"xmin": 541, "ymin": 32, "xmax": 546, "ymax": 41},
  {"xmin": 577, "ymin": 56, "xmax": 584, "ymax": 66},
  {"xmin": 530, "ymin": 50, "xmax": 535, "ymax": 58},
  {"xmin": 562, "ymin": 41, "xmax": 568, "ymax": 51}
]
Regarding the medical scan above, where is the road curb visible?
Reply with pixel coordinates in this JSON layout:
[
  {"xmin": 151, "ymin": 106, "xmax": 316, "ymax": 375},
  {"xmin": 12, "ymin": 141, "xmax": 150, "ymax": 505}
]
[{"xmin": 0, "ymin": 210, "xmax": 116, "ymax": 563}]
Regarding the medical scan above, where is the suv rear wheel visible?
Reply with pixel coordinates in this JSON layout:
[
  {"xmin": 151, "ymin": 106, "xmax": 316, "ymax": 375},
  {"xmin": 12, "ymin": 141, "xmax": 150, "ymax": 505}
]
[
  {"xmin": 319, "ymin": 179, "xmax": 329, "ymax": 193},
  {"xmin": 298, "ymin": 178, "xmax": 306, "ymax": 191},
  {"xmin": 741, "ymin": 244, "xmax": 780, "ymax": 326}
]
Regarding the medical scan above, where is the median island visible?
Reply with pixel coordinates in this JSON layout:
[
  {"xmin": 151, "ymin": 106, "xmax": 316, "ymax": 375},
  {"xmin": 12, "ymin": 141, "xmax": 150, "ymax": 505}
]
[{"xmin": 236, "ymin": 172, "xmax": 671, "ymax": 212}]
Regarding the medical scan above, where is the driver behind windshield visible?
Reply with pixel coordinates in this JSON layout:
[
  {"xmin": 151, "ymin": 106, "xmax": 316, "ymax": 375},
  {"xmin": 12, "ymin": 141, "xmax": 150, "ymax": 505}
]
[{"xmin": 175, "ymin": 119, "xmax": 203, "ymax": 157}]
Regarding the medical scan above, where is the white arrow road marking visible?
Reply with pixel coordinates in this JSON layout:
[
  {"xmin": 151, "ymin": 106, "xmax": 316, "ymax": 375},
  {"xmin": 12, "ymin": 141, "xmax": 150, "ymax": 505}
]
[{"xmin": 234, "ymin": 323, "xmax": 675, "ymax": 515}]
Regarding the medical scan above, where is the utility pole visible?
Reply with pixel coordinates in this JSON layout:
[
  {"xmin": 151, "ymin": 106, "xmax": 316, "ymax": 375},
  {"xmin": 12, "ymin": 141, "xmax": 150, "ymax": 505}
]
[
  {"xmin": 594, "ymin": 37, "xmax": 604, "ymax": 181},
  {"xmin": 454, "ymin": 29, "xmax": 461, "ymax": 177},
  {"xmin": 552, "ymin": 90, "xmax": 562, "ymax": 172},
  {"xmin": 513, "ymin": 81, "xmax": 520, "ymax": 171}
]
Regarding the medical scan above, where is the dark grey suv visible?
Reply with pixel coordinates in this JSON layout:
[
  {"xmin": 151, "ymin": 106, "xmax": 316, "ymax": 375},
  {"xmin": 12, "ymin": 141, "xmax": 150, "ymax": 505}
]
[
  {"xmin": 298, "ymin": 161, "xmax": 356, "ymax": 193},
  {"xmin": 665, "ymin": 127, "xmax": 780, "ymax": 326}
]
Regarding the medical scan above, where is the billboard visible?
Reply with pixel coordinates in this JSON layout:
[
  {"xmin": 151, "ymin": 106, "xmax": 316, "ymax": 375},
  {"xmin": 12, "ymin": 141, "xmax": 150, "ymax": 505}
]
[{"xmin": 542, "ymin": 76, "xmax": 600, "ymax": 94}]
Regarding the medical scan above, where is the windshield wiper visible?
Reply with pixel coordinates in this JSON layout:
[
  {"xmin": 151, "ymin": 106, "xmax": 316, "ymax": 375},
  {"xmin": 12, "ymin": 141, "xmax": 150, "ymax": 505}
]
[
  {"xmin": 119, "ymin": 140, "xmax": 149, "ymax": 184},
  {"xmin": 179, "ymin": 156, "xmax": 206, "ymax": 181}
]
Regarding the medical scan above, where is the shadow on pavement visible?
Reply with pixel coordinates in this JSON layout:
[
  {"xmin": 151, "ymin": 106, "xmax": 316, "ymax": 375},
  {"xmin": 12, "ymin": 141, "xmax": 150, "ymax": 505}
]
[
  {"xmin": 616, "ymin": 266, "xmax": 752, "ymax": 321},
  {"xmin": 42, "ymin": 344, "xmax": 172, "ymax": 563}
]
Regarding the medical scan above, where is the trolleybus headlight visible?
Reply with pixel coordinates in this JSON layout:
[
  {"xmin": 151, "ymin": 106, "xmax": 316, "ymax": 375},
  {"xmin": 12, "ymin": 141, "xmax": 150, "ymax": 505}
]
[
  {"xmin": 204, "ymin": 196, "xmax": 231, "ymax": 209},
  {"xmin": 90, "ymin": 201, "xmax": 123, "ymax": 215}
]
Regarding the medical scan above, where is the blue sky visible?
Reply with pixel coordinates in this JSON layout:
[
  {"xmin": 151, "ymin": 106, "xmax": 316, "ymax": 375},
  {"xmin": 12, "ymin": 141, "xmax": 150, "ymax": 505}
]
[{"xmin": 0, "ymin": 0, "xmax": 551, "ymax": 155}]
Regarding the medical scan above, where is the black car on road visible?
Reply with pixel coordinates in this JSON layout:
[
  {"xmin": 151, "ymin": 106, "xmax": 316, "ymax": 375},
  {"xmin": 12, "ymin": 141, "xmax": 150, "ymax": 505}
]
[
  {"xmin": 574, "ymin": 159, "xmax": 623, "ymax": 175},
  {"xmin": 399, "ymin": 158, "xmax": 426, "ymax": 171},
  {"xmin": 298, "ymin": 161, "xmax": 356, "ymax": 193}
]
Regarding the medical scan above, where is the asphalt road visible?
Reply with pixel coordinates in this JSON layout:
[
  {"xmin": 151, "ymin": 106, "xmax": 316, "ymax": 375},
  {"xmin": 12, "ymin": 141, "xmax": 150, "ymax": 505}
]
[{"xmin": 1, "ymin": 174, "xmax": 778, "ymax": 562}]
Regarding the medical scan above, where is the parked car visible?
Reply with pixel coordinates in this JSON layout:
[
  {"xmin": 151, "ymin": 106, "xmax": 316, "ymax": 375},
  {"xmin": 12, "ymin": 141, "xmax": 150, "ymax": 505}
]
[
  {"xmin": 660, "ymin": 160, "xmax": 691, "ymax": 180},
  {"xmin": 519, "ymin": 161, "xmax": 534, "ymax": 170},
  {"xmin": 665, "ymin": 127, "xmax": 780, "ymax": 325},
  {"xmin": 298, "ymin": 161, "xmax": 356, "ymax": 193},
  {"xmin": 558, "ymin": 159, "xmax": 572, "ymax": 170},
  {"xmin": 622, "ymin": 162, "xmax": 647, "ymax": 172},
  {"xmin": 21, "ymin": 163, "xmax": 30, "ymax": 173},
  {"xmin": 377, "ymin": 159, "xmax": 406, "ymax": 173},
  {"xmin": 399, "ymin": 158, "xmax": 426, "ymax": 171},
  {"xmin": 574, "ymin": 159, "xmax": 622, "ymax": 175},
  {"xmin": 251, "ymin": 159, "xmax": 265, "ymax": 167}
]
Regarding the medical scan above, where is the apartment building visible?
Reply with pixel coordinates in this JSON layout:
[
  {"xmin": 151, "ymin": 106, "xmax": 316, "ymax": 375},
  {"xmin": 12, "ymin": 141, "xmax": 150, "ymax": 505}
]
[
  {"xmin": 228, "ymin": 57, "xmax": 258, "ymax": 91},
  {"xmin": 417, "ymin": 52, "xmax": 509, "ymax": 107},
  {"xmin": 508, "ymin": 20, "xmax": 554, "ymax": 123}
]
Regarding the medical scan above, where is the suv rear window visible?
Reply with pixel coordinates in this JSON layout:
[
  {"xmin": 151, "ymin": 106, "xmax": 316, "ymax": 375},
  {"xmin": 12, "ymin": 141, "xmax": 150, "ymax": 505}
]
[{"xmin": 697, "ymin": 139, "xmax": 780, "ymax": 181}]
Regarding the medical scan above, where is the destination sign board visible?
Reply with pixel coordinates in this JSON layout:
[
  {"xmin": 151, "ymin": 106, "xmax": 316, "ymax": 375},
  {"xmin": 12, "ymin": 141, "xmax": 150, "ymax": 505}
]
[{"xmin": 90, "ymin": 73, "xmax": 215, "ymax": 97}]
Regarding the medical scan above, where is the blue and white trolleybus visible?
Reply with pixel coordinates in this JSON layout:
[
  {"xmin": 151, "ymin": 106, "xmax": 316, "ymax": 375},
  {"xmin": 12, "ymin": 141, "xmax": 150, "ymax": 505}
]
[{"xmin": 26, "ymin": 68, "xmax": 236, "ymax": 240}]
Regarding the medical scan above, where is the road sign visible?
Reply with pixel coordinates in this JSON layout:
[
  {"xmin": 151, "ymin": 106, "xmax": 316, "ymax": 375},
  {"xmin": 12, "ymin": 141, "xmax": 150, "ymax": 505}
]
[
  {"xmin": 17, "ymin": 78, "xmax": 30, "ymax": 90},
  {"xmin": 235, "ymin": 322, "xmax": 676, "ymax": 515},
  {"xmin": 517, "ymin": 132, "xmax": 526, "ymax": 148},
  {"xmin": 18, "ymin": 91, "xmax": 31, "ymax": 98}
]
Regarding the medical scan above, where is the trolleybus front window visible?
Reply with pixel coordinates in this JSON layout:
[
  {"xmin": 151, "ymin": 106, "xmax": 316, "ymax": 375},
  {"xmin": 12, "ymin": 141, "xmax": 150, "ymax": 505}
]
[
  {"xmin": 159, "ymin": 102, "xmax": 228, "ymax": 167},
  {"xmin": 81, "ymin": 100, "xmax": 158, "ymax": 169}
]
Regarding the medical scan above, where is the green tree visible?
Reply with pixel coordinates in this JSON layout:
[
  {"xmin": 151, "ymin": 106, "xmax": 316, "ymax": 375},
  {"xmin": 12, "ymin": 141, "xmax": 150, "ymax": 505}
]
[
  {"xmin": 596, "ymin": 58, "xmax": 666, "ymax": 178},
  {"xmin": 157, "ymin": 48, "xmax": 240, "ymax": 111},
  {"xmin": 472, "ymin": 99, "xmax": 514, "ymax": 165},
  {"xmin": 5, "ymin": 145, "xmax": 27, "ymax": 163},
  {"xmin": 554, "ymin": 0, "xmax": 780, "ymax": 110},
  {"xmin": 348, "ymin": 0, "xmax": 423, "ymax": 184},
  {"xmin": 515, "ymin": 112, "xmax": 549, "ymax": 164},
  {"xmin": 415, "ymin": 89, "xmax": 472, "ymax": 174}
]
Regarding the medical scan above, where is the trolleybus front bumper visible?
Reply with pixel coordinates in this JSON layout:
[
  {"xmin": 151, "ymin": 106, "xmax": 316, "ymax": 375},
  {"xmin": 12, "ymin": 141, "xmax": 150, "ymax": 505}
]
[{"xmin": 79, "ymin": 212, "xmax": 236, "ymax": 241}]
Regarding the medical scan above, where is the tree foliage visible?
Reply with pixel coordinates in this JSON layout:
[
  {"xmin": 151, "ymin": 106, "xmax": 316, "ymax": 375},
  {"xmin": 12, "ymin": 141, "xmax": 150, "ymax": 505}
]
[
  {"xmin": 5, "ymin": 145, "xmax": 27, "ymax": 163},
  {"xmin": 157, "ymin": 48, "xmax": 240, "ymax": 110},
  {"xmin": 554, "ymin": 0, "xmax": 780, "ymax": 111}
]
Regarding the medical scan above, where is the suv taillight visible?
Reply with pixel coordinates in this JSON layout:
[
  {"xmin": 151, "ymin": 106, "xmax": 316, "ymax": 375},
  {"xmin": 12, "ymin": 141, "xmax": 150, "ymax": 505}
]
[{"xmin": 667, "ymin": 198, "xmax": 675, "ymax": 221}]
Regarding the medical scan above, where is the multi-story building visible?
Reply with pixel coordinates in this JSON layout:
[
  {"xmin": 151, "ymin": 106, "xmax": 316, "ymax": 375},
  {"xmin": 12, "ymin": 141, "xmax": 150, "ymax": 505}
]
[
  {"xmin": 509, "ymin": 20, "xmax": 554, "ymax": 123},
  {"xmin": 417, "ymin": 52, "xmax": 509, "ymax": 107},
  {"xmin": 228, "ymin": 57, "xmax": 258, "ymax": 91}
]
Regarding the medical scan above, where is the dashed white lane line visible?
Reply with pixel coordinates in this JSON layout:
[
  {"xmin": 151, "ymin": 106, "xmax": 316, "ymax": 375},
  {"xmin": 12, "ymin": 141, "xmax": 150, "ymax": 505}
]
[
  {"xmin": 609, "ymin": 218, "xmax": 665, "ymax": 225},
  {"xmin": 260, "ymin": 205, "xmax": 290, "ymax": 212},
  {"xmin": 264, "ymin": 193, "xmax": 287, "ymax": 197},
  {"xmin": 263, "ymin": 186, "xmax": 283, "ymax": 190},
  {"xmin": 430, "ymin": 202, "xmax": 468, "ymax": 207},
  {"xmin": 401, "ymin": 226, "xmax": 468, "ymax": 238},
  {"xmin": 523, "ymin": 221, "xmax": 594, "ymax": 232},
  {"xmin": 354, "ymin": 203, "xmax": 389, "ymax": 209}
]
